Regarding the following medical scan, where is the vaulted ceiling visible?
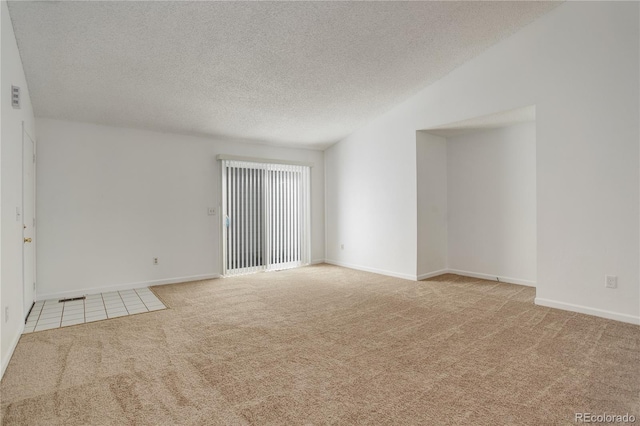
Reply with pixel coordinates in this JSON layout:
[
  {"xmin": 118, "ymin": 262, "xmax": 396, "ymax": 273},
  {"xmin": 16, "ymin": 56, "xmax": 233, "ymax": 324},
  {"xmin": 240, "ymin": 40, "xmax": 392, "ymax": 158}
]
[{"xmin": 8, "ymin": 1, "xmax": 558, "ymax": 149}]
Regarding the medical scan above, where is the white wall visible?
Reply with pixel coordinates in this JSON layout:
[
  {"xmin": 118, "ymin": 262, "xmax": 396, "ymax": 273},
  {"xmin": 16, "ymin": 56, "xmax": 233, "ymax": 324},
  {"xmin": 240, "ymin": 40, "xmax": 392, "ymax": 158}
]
[
  {"xmin": 324, "ymin": 111, "xmax": 418, "ymax": 280},
  {"xmin": 325, "ymin": 2, "xmax": 639, "ymax": 323},
  {"xmin": 446, "ymin": 123, "xmax": 536, "ymax": 285},
  {"xmin": 1, "ymin": 0, "xmax": 37, "ymax": 377},
  {"xmin": 416, "ymin": 131, "xmax": 447, "ymax": 279},
  {"xmin": 36, "ymin": 119, "xmax": 324, "ymax": 299}
]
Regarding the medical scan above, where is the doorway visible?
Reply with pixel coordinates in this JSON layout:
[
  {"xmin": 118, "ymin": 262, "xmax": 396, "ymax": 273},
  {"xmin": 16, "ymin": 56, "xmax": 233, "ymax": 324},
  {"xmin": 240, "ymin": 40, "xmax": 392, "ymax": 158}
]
[
  {"xmin": 220, "ymin": 158, "xmax": 311, "ymax": 277},
  {"xmin": 22, "ymin": 123, "xmax": 36, "ymax": 319}
]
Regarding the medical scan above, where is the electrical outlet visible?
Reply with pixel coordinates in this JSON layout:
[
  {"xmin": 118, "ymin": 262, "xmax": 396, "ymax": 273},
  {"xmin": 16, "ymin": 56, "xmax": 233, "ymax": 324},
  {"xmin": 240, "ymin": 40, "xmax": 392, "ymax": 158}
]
[
  {"xmin": 605, "ymin": 275, "xmax": 617, "ymax": 289},
  {"xmin": 153, "ymin": 257, "xmax": 159, "ymax": 265},
  {"xmin": 4, "ymin": 307, "xmax": 8, "ymax": 323},
  {"xmin": 340, "ymin": 244, "xmax": 344, "ymax": 250},
  {"xmin": 208, "ymin": 207, "xmax": 216, "ymax": 216}
]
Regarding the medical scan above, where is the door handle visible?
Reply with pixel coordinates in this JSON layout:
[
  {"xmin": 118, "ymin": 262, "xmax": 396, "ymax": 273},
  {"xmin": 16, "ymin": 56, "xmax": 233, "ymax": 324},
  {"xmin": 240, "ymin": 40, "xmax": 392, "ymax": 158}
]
[{"xmin": 24, "ymin": 238, "xmax": 32, "ymax": 243}]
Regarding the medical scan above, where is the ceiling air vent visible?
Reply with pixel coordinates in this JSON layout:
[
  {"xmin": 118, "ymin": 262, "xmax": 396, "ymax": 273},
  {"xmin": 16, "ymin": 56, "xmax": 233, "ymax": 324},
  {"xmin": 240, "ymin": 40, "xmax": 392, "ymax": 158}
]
[{"xmin": 11, "ymin": 85, "xmax": 20, "ymax": 109}]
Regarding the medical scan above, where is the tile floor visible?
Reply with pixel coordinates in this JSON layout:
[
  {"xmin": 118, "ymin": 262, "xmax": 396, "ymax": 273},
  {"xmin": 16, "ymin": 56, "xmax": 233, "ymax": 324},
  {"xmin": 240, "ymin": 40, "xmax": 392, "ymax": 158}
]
[{"xmin": 24, "ymin": 287, "xmax": 166, "ymax": 333}]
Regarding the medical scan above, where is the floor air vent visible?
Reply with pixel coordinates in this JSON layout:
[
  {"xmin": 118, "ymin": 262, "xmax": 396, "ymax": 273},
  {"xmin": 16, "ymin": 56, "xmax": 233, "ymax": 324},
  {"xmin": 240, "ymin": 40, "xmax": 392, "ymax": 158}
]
[{"xmin": 58, "ymin": 296, "xmax": 86, "ymax": 303}]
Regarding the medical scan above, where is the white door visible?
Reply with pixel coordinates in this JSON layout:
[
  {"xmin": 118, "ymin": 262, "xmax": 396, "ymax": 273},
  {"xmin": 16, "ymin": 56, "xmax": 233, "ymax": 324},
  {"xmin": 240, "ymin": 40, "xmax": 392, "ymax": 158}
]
[{"xmin": 23, "ymin": 125, "xmax": 36, "ymax": 319}]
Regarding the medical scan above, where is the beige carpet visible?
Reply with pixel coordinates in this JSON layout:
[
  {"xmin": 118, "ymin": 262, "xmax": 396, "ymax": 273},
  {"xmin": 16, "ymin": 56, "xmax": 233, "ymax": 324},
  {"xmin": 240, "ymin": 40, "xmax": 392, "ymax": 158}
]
[{"xmin": 1, "ymin": 264, "xmax": 638, "ymax": 425}]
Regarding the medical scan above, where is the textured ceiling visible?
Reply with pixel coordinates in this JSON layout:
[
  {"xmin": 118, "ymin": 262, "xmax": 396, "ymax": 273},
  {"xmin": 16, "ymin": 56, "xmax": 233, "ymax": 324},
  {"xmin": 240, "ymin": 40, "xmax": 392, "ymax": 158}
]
[{"xmin": 8, "ymin": 1, "xmax": 558, "ymax": 149}]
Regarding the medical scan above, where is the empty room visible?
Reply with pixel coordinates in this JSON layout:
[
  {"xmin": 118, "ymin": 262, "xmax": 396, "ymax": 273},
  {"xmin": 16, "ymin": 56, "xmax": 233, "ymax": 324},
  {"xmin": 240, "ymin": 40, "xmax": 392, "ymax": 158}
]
[{"xmin": 1, "ymin": 1, "xmax": 639, "ymax": 425}]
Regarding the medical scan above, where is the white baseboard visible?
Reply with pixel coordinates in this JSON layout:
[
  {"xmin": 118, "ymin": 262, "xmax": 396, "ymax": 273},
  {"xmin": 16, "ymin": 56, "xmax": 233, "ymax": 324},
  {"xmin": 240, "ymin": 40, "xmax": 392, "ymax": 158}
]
[
  {"xmin": 324, "ymin": 259, "xmax": 416, "ymax": 281},
  {"xmin": 323, "ymin": 263, "xmax": 536, "ymax": 286},
  {"xmin": 1, "ymin": 321, "xmax": 25, "ymax": 380},
  {"xmin": 36, "ymin": 273, "xmax": 221, "ymax": 301},
  {"xmin": 417, "ymin": 269, "xmax": 449, "ymax": 280},
  {"xmin": 311, "ymin": 259, "xmax": 325, "ymax": 265},
  {"xmin": 447, "ymin": 269, "xmax": 536, "ymax": 287},
  {"xmin": 535, "ymin": 297, "xmax": 640, "ymax": 325}
]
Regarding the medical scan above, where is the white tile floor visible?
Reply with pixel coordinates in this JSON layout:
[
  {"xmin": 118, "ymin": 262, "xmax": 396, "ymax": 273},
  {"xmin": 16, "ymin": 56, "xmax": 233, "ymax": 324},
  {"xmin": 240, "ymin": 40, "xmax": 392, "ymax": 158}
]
[{"xmin": 24, "ymin": 287, "xmax": 166, "ymax": 333}]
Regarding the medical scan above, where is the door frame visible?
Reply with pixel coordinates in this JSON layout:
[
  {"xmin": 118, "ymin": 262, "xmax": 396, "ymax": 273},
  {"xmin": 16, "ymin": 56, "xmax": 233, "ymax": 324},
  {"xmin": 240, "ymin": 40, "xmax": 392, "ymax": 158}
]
[{"xmin": 22, "ymin": 121, "xmax": 36, "ymax": 320}]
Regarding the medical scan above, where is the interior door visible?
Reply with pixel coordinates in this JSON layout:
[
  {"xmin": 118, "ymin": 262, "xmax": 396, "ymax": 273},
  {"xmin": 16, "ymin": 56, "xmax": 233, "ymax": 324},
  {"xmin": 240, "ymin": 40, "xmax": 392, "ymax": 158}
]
[{"xmin": 23, "ymin": 125, "xmax": 36, "ymax": 319}]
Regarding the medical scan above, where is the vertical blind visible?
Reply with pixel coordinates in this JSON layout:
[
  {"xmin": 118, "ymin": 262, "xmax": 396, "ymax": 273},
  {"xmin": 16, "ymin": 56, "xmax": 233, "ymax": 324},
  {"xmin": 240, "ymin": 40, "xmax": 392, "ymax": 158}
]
[{"xmin": 221, "ymin": 159, "xmax": 311, "ymax": 277}]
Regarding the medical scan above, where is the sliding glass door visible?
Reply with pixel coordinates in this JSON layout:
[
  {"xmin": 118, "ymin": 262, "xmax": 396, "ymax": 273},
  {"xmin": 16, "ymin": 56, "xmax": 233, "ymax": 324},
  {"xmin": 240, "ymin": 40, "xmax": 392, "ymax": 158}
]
[{"xmin": 221, "ymin": 159, "xmax": 311, "ymax": 276}]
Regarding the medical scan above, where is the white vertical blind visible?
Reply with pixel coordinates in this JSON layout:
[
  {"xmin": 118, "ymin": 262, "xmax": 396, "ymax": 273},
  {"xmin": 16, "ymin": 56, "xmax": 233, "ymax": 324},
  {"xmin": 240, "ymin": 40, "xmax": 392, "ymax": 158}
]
[{"xmin": 221, "ymin": 159, "xmax": 311, "ymax": 277}]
